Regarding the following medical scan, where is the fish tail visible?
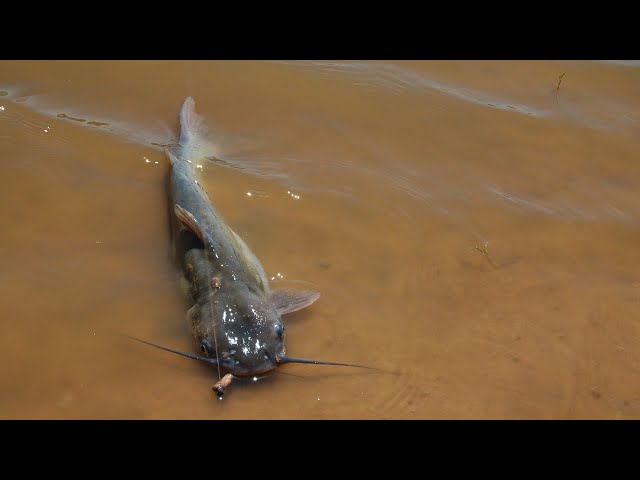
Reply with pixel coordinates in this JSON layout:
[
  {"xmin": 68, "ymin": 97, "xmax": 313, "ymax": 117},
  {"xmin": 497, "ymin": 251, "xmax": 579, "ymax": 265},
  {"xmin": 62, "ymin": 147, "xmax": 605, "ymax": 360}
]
[
  {"xmin": 179, "ymin": 96, "xmax": 208, "ymax": 146},
  {"xmin": 175, "ymin": 97, "xmax": 219, "ymax": 166}
]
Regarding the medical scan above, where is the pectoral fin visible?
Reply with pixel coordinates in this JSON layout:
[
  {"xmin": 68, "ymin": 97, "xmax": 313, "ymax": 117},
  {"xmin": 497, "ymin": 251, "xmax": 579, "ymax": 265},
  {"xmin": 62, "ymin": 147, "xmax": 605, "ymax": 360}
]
[
  {"xmin": 174, "ymin": 204, "xmax": 205, "ymax": 244},
  {"xmin": 270, "ymin": 288, "xmax": 320, "ymax": 315}
]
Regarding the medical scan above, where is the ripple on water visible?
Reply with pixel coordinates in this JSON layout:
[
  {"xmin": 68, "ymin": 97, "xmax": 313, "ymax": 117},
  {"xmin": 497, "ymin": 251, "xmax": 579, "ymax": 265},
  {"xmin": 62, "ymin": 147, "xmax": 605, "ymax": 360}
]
[{"xmin": 274, "ymin": 60, "xmax": 547, "ymax": 118}]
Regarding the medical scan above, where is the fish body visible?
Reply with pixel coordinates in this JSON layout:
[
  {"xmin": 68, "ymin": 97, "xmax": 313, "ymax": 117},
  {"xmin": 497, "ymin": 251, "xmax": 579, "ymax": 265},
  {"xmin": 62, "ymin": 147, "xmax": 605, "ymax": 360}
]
[{"xmin": 166, "ymin": 97, "xmax": 318, "ymax": 379}]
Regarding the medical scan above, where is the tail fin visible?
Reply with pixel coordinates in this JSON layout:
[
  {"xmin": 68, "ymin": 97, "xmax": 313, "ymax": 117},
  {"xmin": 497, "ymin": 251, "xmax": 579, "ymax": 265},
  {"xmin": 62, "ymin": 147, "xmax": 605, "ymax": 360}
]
[{"xmin": 179, "ymin": 97, "xmax": 209, "ymax": 146}]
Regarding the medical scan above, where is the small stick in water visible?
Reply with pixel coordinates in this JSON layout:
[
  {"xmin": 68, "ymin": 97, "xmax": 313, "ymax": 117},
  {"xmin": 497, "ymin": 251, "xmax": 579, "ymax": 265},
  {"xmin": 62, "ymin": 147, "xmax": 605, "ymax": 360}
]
[{"xmin": 554, "ymin": 72, "xmax": 566, "ymax": 103}]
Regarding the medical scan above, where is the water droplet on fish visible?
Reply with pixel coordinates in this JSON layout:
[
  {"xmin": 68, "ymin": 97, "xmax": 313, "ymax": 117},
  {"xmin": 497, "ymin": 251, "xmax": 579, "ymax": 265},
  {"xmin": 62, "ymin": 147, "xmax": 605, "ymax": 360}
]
[
  {"xmin": 253, "ymin": 377, "xmax": 258, "ymax": 382},
  {"xmin": 144, "ymin": 157, "xmax": 150, "ymax": 163},
  {"xmin": 196, "ymin": 164, "xmax": 203, "ymax": 170},
  {"xmin": 154, "ymin": 161, "xmax": 158, "ymax": 164},
  {"xmin": 247, "ymin": 192, "xmax": 252, "ymax": 197},
  {"xmin": 0, "ymin": 106, "xmax": 4, "ymax": 111}
]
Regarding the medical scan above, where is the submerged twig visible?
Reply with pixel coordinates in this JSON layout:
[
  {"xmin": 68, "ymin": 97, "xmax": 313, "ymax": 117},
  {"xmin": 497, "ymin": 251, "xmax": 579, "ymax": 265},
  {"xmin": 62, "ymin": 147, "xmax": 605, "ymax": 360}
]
[{"xmin": 475, "ymin": 242, "xmax": 495, "ymax": 267}]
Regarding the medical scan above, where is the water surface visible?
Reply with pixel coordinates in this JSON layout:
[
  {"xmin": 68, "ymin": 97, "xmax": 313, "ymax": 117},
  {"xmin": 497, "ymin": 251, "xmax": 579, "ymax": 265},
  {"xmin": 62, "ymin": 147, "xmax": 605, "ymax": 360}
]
[{"xmin": 1, "ymin": 60, "xmax": 639, "ymax": 419}]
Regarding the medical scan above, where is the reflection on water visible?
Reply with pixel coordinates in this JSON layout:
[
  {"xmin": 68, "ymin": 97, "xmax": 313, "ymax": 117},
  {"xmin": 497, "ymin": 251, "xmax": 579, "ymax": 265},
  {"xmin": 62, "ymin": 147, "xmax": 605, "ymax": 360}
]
[{"xmin": 1, "ymin": 60, "xmax": 639, "ymax": 419}]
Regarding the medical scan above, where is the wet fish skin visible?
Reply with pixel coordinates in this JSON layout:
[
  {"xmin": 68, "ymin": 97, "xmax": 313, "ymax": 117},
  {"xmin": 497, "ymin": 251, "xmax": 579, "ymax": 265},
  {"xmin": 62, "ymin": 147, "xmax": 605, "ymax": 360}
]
[{"xmin": 166, "ymin": 97, "xmax": 287, "ymax": 377}]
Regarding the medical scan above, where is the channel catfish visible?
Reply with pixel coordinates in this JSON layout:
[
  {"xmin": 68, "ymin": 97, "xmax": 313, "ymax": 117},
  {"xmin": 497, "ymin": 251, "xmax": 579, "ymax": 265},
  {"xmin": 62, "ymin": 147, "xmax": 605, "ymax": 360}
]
[{"xmin": 132, "ymin": 97, "xmax": 369, "ymax": 398}]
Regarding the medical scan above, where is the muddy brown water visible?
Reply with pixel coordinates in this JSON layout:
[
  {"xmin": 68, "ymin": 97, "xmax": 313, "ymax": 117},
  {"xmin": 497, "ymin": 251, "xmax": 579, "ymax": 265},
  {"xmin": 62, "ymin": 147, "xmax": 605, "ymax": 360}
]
[{"xmin": 1, "ymin": 60, "xmax": 640, "ymax": 419}]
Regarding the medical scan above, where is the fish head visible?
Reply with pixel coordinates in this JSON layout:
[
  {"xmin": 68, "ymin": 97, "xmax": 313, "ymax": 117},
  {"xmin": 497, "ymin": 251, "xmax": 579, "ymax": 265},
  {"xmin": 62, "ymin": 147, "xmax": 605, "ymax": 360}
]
[{"xmin": 189, "ymin": 288, "xmax": 285, "ymax": 377}]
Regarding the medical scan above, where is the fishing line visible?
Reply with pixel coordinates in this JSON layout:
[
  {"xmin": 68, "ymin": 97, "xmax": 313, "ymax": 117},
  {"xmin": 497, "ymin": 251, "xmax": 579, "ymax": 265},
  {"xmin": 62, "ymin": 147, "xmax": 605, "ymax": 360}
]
[
  {"xmin": 204, "ymin": 226, "xmax": 222, "ymax": 383},
  {"xmin": 180, "ymin": 141, "xmax": 222, "ymax": 383}
]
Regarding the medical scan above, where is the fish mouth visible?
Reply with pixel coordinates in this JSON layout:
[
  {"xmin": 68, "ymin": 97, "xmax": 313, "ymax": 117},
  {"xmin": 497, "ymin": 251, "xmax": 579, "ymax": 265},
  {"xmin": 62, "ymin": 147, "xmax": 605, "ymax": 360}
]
[
  {"xmin": 230, "ymin": 366, "xmax": 277, "ymax": 378},
  {"xmin": 129, "ymin": 336, "xmax": 283, "ymax": 376},
  {"xmin": 225, "ymin": 355, "xmax": 280, "ymax": 378}
]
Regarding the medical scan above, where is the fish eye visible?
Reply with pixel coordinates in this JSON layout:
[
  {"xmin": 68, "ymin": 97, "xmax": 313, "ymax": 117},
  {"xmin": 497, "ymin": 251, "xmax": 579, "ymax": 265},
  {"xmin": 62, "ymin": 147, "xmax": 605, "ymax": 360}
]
[
  {"xmin": 200, "ymin": 340, "xmax": 213, "ymax": 356},
  {"xmin": 275, "ymin": 323, "xmax": 284, "ymax": 339}
]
